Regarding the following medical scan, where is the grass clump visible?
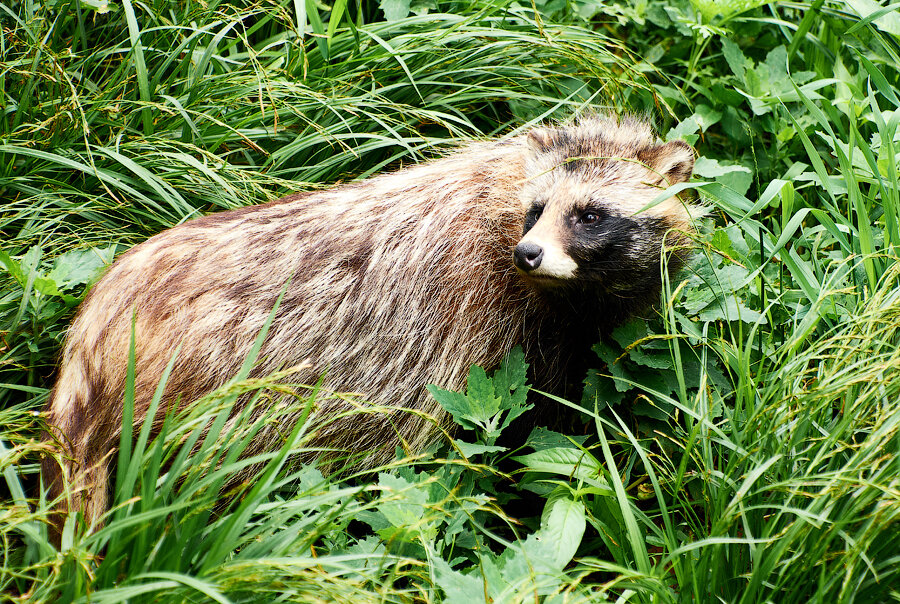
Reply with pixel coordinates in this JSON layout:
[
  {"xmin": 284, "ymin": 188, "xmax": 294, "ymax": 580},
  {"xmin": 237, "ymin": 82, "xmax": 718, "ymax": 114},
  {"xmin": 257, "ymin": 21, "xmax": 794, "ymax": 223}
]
[{"xmin": 2, "ymin": 0, "xmax": 900, "ymax": 601}]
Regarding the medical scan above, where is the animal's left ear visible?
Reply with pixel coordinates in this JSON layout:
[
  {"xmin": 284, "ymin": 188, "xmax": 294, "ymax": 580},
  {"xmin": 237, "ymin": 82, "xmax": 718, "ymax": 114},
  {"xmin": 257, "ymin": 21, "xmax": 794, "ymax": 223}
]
[{"xmin": 638, "ymin": 140, "xmax": 695, "ymax": 186}]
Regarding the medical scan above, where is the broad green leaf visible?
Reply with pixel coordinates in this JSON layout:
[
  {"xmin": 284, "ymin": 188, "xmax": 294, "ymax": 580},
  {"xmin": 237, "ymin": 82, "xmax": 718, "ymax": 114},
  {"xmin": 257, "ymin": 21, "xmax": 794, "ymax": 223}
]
[
  {"xmin": 539, "ymin": 491, "xmax": 586, "ymax": 567},
  {"xmin": 721, "ymin": 37, "xmax": 747, "ymax": 80},
  {"xmin": 697, "ymin": 295, "xmax": 765, "ymax": 324},
  {"xmin": 0, "ymin": 249, "xmax": 25, "ymax": 284},
  {"xmin": 525, "ymin": 427, "xmax": 588, "ymax": 451},
  {"xmin": 379, "ymin": 0, "xmax": 411, "ymax": 21},
  {"xmin": 376, "ymin": 474, "xmax": 437, "ymax": 540},
  {"xmin": 432, "ymin": 557, "xmax": 486, "ymax": 602},
  {"xmin": 693, "ymin": 157, "xmax": 752, "ymax": 179},
  {"xmin": 46, "ymin": 246, "xmax": 116, "ymax": 288},
  {"xmin": 515, "ymin": 447, "xmax": 609, "ymax": 491}
]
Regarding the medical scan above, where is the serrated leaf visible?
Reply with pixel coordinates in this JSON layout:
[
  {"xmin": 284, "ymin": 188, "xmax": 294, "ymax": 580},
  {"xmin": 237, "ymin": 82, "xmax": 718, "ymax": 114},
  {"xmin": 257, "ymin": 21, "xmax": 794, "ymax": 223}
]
[
  {"xmin": 377, "ymin": 473, "xmax": 431, "ymax": 530},
  {"xmin": 627, "ymin": 346, "xmax": 674, "ymax": 370},
  {"xmin": 591, "ymin": 340, "xmax": 616, "ymax": 364},
  {"xmin": 338, "ymin": 535, "xmax": 386, "ymax": 570},
  {"xmin": 497, "ymin": 401, "xmax": 533, "ymax": 433},
  {"xmin": 724, "ymin": 224, "xmax": 752, "ymax": 257},
  {"xmin": 354, "ymin": 509, "xmax": 391, "ymax": 531},
  {"xmin": 492, "ymin": 346, "xmax": 529, "ymax": 409},
  {"xmin": 479, "ymin": 554, "xmax": 512, "ymax": 599},
  {"xmin": 682, "ymin": 285, "xmax": 717, "ymax": 315},
  {"xmin": 453, "ymin": 440, "xmax": 506, "ymax": 458},
  {"xmin": 496, "ymin": 531, "xmax": 566, "ymax": 595},
  {"xmin": 698, "ymin": 296, "xmax": 765, "ymax": 324},
  {"xmin": 764, "ymin": 45, "xmax": 790, "ymax": 80},
  {"xmin": 429, "ymin": 351, "xmax": 532, "ymax": 442},
  {"xmin": 47, "ymin": 245, "xmax": 115, "ymax": 288},
  {"xmin": 610, "ymin": 319, "xmax": 649, "ymax": 349},
  {"xmin": 581, "ymin": 368, "xmax": 626, "ymax": 408},
  {"xmin": 721, "ymin": 38, "xmax": 747, "ymax": 80},
  {"xmin": 427, "ymin": 385, "xmax": 478, "ymax": 431},
  {"xmin": 466, "ymin": 365, "xmax": 501, "ymax": 422},
  {"xmin": 710, "ymin": 229, "xmax": 735, "ymax": 256},
  {"xmin": 605, "ymin": 354, "xmax": 633, "ymax": 393},
  {"xmin": 711, "ymin": 263, "xmax": 753, "ymax": 294},
  {"xmin": 493, "ymin": 346, "xmax": 527, "ymax": 392},
  {"xmin": 433, "ymin": 557, "xmax": 487, "ymax": 602},
  {"xmin": 591, "ymin": 339, "xmax": 633, "ymax": 392},
  {"xmin": 634, "ymin": 369, "xmax": 679, "ymax": 399}
]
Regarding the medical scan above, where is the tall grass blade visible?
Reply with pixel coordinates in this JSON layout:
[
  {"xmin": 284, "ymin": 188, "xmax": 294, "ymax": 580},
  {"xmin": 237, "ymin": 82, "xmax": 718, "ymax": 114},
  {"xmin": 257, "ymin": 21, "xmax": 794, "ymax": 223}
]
[{"xmin": 121, "ymin": 0, "xmax": 153, "ymax": 135}]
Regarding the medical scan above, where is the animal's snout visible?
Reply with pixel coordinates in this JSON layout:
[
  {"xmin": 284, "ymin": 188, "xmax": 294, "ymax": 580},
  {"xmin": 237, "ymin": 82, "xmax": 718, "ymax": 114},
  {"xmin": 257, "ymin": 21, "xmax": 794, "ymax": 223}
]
[{"xmin": 514, "ymin": 241, "xmax": 544, "ymax": 272}]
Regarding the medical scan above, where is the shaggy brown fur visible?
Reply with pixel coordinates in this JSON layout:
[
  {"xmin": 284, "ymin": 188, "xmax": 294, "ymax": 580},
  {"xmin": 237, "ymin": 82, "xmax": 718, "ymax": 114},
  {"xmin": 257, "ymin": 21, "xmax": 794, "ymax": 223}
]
[{"xmin": 43, "ymin": 115, "xmax": 696, "ymax": 530}]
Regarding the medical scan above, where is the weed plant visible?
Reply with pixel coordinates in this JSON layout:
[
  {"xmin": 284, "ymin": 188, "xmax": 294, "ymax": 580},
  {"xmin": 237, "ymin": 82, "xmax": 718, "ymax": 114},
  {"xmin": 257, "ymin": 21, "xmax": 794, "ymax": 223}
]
[{"xmin": 2, "ymin": 0, "xmax": 899, "ymax": 601}]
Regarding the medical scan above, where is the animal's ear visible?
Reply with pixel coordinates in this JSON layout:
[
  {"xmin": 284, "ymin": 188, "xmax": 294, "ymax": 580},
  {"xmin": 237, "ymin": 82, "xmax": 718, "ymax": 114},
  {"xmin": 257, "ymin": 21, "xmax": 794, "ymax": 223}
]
[
  {"xmin": 639, "ymin": 140, "xmax": 695, "ymax": 186},
  {"xmin": 526, "ymin": 128, "xmax": 554, "ymax": 152}
]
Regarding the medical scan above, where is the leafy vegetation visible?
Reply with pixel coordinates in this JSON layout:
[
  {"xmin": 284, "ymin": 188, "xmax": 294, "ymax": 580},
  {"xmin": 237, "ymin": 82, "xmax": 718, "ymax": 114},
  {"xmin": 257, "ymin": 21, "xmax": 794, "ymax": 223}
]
[{"xmin": 2, "ymin": 0, "xmax": 899, "ymax": 601}]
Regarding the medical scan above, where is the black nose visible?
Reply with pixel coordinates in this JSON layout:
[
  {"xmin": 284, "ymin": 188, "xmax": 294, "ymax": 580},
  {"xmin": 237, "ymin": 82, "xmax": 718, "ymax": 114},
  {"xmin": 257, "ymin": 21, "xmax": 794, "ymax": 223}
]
[{"xmin": 513, "ymin": 242, "xmax": 544, "ymax": 272}]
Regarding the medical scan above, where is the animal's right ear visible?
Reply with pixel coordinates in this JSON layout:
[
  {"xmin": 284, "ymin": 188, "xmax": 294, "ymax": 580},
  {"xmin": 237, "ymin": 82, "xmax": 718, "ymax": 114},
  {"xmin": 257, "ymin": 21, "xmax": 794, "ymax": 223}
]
[
  {"xmin": 639, "ymin": 140, "xmax": 695, "ymax": 186},
  {"xmin": 527, "ymin": 128, "xmax": 554, "ymax": 152}
]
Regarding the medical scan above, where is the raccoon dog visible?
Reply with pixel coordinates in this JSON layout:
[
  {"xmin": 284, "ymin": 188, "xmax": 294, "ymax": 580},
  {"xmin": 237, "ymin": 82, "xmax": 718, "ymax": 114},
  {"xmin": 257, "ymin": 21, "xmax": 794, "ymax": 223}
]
[{"xmin": 43, "ymin": 115, "xmax": 696, "ymax": 529}]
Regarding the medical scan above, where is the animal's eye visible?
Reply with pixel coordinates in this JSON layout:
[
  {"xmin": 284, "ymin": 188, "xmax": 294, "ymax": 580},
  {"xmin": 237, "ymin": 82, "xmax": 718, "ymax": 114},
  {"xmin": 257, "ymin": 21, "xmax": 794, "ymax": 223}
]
[
  {"xmin": 578, "ymin": 211, "xmax": 601, "ymax": 225},
  {"xmin": 523, "ymin": 204, "xmax": 544, "ymax": 234}
]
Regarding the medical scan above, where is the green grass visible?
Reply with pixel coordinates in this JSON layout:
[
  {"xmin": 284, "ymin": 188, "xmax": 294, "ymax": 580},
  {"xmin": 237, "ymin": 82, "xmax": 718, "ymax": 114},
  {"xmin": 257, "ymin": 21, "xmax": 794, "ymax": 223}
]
[{"xmin": 2, "ymin": 0, "xmax": 900, "ymax": 601}]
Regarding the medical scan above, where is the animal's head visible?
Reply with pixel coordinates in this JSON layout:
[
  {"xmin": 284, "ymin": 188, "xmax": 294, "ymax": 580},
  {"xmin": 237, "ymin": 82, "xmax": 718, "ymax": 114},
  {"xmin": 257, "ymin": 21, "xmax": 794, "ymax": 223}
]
[{"xmin": 513, "ymin": 115, "xmax": 697, "ymax": 296}]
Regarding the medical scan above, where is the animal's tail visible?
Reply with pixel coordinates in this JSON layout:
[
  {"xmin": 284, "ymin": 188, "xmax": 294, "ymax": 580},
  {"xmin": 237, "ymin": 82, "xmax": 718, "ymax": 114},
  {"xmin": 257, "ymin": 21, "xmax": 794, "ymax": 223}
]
[{"xmin": 42, "ymin": 355, "xmax": 114, "ymax": 541}]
